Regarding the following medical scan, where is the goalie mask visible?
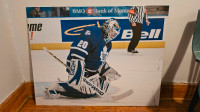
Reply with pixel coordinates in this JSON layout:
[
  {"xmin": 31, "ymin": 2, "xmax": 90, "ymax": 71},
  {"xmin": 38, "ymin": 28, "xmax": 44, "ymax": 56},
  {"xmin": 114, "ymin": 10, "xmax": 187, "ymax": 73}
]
[{"xmin": 101, "ymin": 18, "xmax": 121, "ymax": 43}]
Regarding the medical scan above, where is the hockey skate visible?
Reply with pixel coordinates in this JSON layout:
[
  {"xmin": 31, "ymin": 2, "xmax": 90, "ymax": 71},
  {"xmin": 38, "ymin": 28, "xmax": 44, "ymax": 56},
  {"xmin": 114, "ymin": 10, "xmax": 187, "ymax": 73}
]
[
  {"xmin": 44, "ymin": 80, "xmax": 66, "ymax": 99},
  {"xmin": 128, "ymin": 49, "xmax": 139, "ymax": 53},
  {"xmin": 45, "ymin": 88, "xmax": 61, "ymax": 99}
]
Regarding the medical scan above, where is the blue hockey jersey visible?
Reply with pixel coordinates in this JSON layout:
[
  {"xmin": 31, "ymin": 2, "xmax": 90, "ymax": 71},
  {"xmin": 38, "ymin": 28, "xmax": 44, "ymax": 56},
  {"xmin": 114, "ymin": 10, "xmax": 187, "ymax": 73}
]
[{"xmin": 67, "ymin": 26, "xmax": 112, "ymax": 73}]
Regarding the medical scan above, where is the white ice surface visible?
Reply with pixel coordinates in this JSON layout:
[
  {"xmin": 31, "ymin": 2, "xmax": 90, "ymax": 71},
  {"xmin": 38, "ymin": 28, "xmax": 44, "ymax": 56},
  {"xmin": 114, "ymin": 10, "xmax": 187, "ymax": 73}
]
[{"xmin": 31, "ymin": 48, "xmax": 163, "ymax": 106}]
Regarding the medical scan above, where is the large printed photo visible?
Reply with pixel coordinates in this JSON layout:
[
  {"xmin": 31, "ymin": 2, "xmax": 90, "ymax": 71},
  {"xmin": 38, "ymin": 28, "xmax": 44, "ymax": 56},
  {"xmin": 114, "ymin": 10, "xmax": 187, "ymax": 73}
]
[{"xmin": 27, "ymin": 6, "xmax": 169, "ymax": 106}]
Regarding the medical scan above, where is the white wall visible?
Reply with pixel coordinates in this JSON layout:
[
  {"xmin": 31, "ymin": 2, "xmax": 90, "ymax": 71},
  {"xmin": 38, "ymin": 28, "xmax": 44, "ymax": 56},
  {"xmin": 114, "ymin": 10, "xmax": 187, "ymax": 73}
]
[
  {"xmin": 0, "ymin": 0, "xmax": 24, "ymax": 104},
  {"xmin": 0, "ymin": 0, "xmax": 200, "ymax": 104},
  {"xmin": 7, "ymin": 0, "xmax": 32, "ymax": 81},
  {"xmin": 162, "ymin": 1, "xmax": 200, "ymax": 83}
]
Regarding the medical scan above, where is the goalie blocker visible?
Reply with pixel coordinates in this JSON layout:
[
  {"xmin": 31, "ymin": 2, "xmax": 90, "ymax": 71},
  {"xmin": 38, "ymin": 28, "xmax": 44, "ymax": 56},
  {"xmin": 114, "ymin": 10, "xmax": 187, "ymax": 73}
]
[{"xmin": 45, "ymin": 59, "xmax": 121, "ymax": 99}]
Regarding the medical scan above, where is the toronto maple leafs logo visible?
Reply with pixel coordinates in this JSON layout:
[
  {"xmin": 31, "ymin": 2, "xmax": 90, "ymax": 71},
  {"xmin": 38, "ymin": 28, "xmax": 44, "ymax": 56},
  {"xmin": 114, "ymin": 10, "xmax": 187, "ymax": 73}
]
[{"xmin": 100, "ymin": 46, "xmax": 108, "ymax": 63}]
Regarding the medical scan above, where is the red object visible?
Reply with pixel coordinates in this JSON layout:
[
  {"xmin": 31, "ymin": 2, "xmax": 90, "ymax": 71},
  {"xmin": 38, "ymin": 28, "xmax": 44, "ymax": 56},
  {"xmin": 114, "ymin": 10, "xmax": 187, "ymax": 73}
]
[
  {"xmin": 86, "ymin": 7, "xmax": 93, "ymax": 15},
  {"xmin": 129, "ymin": 9, "xmax": 135, "ymax": 14},
  {"xmin": 31, "ymin": 32, "xmax": 33, "ymax": 40},
  {"xmin": 145, "ymin": 9, "xmax": 148, "ymax": 13}
]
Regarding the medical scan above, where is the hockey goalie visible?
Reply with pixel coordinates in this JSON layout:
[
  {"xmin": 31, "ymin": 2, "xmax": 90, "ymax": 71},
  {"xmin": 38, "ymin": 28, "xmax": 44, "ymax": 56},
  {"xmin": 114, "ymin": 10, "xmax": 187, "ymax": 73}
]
[{"xmin": 45, "ymin": 18, "xmax": 122, "ymax": 99}]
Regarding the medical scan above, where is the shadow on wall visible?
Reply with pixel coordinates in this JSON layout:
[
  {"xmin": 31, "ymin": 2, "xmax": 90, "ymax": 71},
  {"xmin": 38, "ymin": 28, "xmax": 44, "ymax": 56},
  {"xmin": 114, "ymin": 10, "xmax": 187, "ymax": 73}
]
[
  {"xmin": 146, "ymin": 21, "xmax": 199, "ymax": 111},
  {"xmin": 162, "ymin": 21, "xmax": 197, "ymax": 82}
]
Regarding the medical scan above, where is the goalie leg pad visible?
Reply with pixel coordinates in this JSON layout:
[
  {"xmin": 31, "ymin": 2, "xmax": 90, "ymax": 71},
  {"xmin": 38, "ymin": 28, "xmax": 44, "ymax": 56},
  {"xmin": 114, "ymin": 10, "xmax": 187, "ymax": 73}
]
[
  {"xmin": 84, "ymin": 74, "xmax": 111, "ymax": 95},
  {"xmin": 68, "ymin": 59, "xmax": 85, "ymax": 85}
]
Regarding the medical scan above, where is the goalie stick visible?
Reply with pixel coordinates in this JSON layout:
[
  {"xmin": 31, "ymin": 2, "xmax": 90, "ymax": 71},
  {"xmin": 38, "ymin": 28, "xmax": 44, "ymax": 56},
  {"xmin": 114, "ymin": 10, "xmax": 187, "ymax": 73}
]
[
  {"xmin": 43, "ymin": 47, "xmax": 70, "ymax": 69},
  {"xmin": 111, "ymin": 89, "xmax": 133, "ymax": 101},
  {"xmin": 42, "ymin": 47, "xmax": 133, "ymax": 101}
]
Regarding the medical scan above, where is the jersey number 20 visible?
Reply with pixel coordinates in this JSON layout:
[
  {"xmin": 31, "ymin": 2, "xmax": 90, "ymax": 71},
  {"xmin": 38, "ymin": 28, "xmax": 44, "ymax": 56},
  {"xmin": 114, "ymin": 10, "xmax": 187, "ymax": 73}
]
[{"xmin": 77, "ymin": 40, "xmax": 88, "ymax": 49}]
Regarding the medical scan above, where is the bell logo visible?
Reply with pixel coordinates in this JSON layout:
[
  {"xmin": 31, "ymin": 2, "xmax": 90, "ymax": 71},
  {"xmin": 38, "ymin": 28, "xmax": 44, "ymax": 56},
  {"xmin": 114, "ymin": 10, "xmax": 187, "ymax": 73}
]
[{"xmin": 121, "ymin": 29, "xmax": 161, "ymax": 39}]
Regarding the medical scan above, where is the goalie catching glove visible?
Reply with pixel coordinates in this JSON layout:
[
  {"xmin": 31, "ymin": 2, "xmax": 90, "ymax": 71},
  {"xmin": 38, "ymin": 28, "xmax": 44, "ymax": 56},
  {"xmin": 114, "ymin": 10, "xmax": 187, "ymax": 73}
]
[{"xmin": 98, "ymin": 63, "xmax": 121, "ymax": 81}]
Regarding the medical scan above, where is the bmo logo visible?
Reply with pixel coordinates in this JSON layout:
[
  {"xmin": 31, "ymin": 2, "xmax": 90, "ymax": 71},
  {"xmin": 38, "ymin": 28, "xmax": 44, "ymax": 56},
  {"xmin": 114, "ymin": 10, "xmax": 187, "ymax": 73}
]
[
  {"xmin": 121, "ymin": 29, "xmax": 162, "ymax": 40},
  {"xmin": 86, "ymin": 7, "xmax": 93, "ymax": 15},
  {"xmin": 72, "ymin": 9, "xmax": 85, "ymax": 13}
]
